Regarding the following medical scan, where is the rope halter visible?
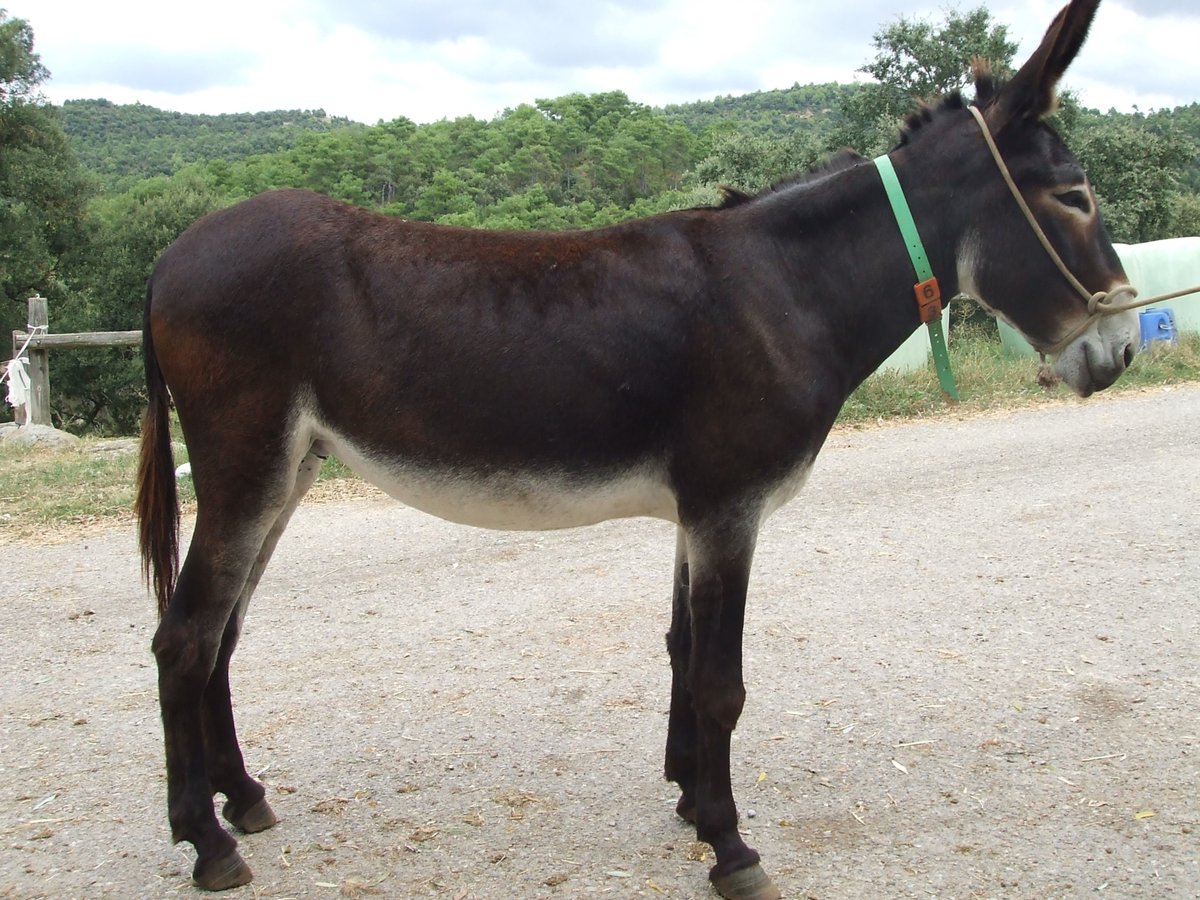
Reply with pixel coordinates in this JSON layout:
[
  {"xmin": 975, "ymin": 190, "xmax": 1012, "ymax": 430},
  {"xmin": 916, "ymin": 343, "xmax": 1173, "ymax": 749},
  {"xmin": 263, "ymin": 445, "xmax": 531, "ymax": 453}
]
[{"xmin": 967, "ymin": 104, "xmax": 1199, "ymax": 357}]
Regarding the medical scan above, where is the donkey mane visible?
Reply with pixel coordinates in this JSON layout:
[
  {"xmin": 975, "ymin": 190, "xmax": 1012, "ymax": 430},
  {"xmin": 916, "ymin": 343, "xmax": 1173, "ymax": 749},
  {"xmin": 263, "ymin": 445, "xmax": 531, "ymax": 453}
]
[
  {"xmin": 716, "ymin": 149, "xmax": 866, "ymax": 209},
  {"xmin": 716, "ymin": 86, "xmax": 983, "ymax": 211},
  {"xmin": 897, "ymin": 57, "xmax": 1027, "ymax": 146},
  {"xmin": 895, "ymin": 91, "xmax": 969, "ymax": 147}
]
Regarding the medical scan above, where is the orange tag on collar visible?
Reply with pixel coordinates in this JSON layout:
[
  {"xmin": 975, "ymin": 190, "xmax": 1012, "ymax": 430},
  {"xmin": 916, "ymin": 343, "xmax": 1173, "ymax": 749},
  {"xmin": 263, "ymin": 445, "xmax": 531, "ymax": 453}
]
[{"xmin": 914, "ymin": 277, "xmax": 942, "ymax": 323}]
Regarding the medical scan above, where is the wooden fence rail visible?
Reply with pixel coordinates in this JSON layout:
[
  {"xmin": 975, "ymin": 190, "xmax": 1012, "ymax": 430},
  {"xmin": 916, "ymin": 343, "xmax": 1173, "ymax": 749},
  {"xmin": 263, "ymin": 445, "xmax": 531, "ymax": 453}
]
[{"xmin": 8, "ymin": 295, "xmax": 142, "ymax": 427}]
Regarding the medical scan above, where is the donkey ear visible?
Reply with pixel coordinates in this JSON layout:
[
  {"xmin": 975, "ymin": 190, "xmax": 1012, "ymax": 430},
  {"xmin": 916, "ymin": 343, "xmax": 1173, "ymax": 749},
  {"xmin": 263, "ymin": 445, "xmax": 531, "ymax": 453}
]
[{"xmin": 987, "ymin": 0, "xmax": 1100, "ymax": 128}]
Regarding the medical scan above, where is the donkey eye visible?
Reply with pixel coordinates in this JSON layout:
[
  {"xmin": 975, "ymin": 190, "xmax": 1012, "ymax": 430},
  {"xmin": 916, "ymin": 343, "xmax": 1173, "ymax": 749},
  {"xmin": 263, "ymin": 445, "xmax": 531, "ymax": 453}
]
[{"xmin": 1056, "ymin": 189, "xmax": 1091, "ymax": 213}]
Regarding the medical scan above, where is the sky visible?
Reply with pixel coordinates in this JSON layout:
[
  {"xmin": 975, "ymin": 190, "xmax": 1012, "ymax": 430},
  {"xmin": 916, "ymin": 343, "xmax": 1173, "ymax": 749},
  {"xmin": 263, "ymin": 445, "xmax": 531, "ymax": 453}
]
[{"xmin": 14, "ymin": 0, "xmax": 1200, "ymax": 124}]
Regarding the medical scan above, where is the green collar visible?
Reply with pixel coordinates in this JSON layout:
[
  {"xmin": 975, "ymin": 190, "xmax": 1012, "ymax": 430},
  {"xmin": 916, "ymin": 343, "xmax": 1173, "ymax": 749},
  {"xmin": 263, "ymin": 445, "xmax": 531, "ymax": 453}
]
[{"xmin": 873, "ymin": 154, "xmax": 959, "ymax": 401}]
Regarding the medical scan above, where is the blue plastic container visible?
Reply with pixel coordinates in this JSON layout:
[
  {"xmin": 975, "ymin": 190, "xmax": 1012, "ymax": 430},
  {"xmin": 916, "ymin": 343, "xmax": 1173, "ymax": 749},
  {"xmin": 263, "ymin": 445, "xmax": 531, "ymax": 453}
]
[{"xmin": 1139, "ymin": 308, "xmax": 1177, "ymax": 349}]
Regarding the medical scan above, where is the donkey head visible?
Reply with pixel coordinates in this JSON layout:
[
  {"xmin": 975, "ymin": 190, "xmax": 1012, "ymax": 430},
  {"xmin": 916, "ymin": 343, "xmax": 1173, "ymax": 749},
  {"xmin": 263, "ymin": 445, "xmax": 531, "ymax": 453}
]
[{"xmin": 957, "ymin": 0, "xmax": 1137, "ymax": 396}]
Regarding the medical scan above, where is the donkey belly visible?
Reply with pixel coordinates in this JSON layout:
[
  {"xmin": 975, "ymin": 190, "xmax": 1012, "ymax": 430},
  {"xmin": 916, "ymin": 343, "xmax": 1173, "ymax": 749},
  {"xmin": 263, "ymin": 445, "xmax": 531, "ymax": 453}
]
[{"xmin": 318, "ymin": 425, "xmax": 679, "ymax": 530}]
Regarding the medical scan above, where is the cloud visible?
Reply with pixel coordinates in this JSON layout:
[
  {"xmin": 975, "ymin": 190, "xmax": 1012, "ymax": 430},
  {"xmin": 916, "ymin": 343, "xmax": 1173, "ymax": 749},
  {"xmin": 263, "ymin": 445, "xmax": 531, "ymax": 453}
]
[
  {"xmin": 319, "ymin": 0, "xmax": 667, "ymax": 69},
  {"xmin": 18, "ymin": 0, "xmax": 1200, "ymax": 124},
  {"xmin": 1062, "ymin": 0, "xmax": 1200, "ymax": 110},
  {"xmin": 50, "ymin": 47, "xmax": 252, "ymax": 94},
  {"xmin": 1112, "ymin": 0, "xmax": 1200, "ymax": 17}
]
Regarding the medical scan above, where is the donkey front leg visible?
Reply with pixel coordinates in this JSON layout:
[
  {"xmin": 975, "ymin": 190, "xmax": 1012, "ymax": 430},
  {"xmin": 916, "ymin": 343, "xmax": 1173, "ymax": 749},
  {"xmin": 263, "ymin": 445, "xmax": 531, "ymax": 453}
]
[{"xmin": 682, "ymin": 519, "xmax": 781, "ymax": 900}]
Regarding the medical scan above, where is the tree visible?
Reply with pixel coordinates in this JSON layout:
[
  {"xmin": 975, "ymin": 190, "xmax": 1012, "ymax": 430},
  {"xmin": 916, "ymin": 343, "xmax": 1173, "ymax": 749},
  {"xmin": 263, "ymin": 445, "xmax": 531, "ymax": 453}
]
[
  {"xmin": 1071, "ymin": 114, "xmax": 1197, "ymax": 243},
  {"xmin": 1148, "ymin": 103, "xmax": 1200, "ymax": 193},
  {"xmin": 0, "ymin": 8, "xmax": 46, "ymax": 103},
  {"xmin": 693, "ymin": 131, "xmax": 827, "ymax": 195},
  {"xmin": 0, "ymin": 10, "xmax": 91, "ymax": 341},
  {"xmin": 53, "ymin": 172, "xmax": 226, "ymax": 432},
  {"xmin": 411, "ymin": 167, "xmax": 475, "ymax": 221},
  {"xmin": 838, "ymin": 6, "xmax": 1018, "ymax": 154}
]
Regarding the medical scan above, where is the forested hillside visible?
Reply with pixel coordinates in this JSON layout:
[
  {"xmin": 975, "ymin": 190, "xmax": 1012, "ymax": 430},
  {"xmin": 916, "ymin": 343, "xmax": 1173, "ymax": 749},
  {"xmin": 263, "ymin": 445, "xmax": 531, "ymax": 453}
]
[
  {"xmin": 58, "ymin": 86, "xmax": 850, "ymax": 220},
  {"xmin": 59, "ymin": 100, "xmax": 357, "ymax": 191},
  {"xmin": 662, "ymin": 82, "xmax": 855, "ymax": 137}
]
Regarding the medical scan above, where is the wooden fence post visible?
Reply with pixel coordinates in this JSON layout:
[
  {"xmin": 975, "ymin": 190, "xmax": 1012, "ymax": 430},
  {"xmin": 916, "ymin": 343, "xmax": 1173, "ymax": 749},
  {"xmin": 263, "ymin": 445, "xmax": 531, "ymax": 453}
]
[
  {"xmin": 26, "ymin": 295, "xmax": 52, "ymax": 426},
  {"xmin": 9, "ymin": 296, "xmax": 143, "ymax": 427}
]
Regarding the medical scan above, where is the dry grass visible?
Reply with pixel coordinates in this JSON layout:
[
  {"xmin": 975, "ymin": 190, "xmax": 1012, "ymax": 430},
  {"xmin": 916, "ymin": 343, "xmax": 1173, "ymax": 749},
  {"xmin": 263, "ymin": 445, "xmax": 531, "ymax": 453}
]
[{"xmin": 0, "ymin": 442, "xmax": 369, "ymax": 543}]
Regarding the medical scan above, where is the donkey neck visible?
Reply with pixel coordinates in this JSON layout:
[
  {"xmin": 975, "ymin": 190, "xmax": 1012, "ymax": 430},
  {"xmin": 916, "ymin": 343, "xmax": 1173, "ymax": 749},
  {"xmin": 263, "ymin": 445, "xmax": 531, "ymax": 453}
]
[{"xmin": 749, "ymin": 152, "xmax": 967, "ymax": 391}]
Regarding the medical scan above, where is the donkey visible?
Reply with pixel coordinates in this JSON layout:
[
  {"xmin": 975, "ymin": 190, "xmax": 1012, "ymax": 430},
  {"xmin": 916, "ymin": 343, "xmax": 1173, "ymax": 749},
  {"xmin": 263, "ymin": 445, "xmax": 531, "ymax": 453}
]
[{"xmin": 137, "ymin": 1, "xmax": 1136, "ymax": 896}]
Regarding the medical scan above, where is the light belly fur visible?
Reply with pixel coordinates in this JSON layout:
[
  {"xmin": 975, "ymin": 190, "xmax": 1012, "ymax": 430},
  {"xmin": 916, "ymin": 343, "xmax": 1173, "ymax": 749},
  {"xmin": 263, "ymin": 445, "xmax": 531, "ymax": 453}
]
[{"xmin": 318, "ymin": 427, "xmax": 680, "ymax": 531}]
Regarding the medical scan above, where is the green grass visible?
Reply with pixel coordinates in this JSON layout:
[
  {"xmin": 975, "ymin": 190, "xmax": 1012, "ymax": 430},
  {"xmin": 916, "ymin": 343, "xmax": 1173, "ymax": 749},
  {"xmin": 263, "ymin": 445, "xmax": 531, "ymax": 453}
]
[
  {"xmin": 3, "ymin": 329, "xmax": 1199, "ymax": 536},
  {"xmin": 0, "ymin": 441, "xmax": 152, "ymax": 536}
]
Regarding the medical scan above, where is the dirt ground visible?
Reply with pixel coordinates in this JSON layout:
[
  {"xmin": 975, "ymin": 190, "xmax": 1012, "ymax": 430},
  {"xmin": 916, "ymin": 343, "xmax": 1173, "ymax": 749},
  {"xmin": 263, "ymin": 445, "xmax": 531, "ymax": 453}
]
[{"xmin": 1, "ymin": 385, "xmax": 1197, "ymax": 900}]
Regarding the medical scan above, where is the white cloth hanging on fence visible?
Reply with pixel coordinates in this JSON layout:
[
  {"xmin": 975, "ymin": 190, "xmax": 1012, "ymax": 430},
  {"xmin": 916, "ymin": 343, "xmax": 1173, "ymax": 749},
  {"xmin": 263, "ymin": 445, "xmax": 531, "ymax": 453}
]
[
  {"xmin": 4, "ymin": 324, "xmax": 45, "ymax": 415},
  {"xmin": 4, "ymin": 356, "xmax": 30, "ymax": 410}
]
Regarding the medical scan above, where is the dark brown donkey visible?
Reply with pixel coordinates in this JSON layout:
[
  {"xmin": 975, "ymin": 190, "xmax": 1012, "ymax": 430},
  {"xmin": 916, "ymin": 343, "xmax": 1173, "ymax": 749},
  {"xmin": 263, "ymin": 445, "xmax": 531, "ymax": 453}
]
[{"xmin": 137, "ymin": 2, "xmax": 1136, "ymax": 896}]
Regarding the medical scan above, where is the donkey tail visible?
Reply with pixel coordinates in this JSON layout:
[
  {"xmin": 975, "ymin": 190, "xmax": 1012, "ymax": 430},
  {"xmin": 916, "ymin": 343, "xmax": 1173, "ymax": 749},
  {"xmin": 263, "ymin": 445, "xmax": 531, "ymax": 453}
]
[{"xmin": 136, "ymin": 280, "xmax": 179, "ymax": 618}]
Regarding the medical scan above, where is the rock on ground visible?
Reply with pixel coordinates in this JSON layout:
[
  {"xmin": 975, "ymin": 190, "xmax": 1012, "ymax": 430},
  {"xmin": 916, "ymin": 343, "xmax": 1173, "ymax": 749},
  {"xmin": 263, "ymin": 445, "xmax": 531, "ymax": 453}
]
[{"xmin": 0, "ymin": 422, "xmax": 81, "ymax": 449}]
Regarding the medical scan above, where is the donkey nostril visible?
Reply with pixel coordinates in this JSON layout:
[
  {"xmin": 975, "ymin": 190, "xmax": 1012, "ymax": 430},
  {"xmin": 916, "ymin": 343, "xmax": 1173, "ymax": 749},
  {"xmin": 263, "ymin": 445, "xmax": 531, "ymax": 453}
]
[{"xmin": 1123, "ymin": 343, "xmax": 1135, "ymax": 367}]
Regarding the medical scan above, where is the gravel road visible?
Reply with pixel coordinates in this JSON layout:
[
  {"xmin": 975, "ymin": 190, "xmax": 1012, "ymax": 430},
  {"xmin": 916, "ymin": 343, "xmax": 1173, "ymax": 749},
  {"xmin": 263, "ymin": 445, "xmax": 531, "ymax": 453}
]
[{"xmin": 2, "ymin": 385, "xmax": 1197, "ymax": 899}]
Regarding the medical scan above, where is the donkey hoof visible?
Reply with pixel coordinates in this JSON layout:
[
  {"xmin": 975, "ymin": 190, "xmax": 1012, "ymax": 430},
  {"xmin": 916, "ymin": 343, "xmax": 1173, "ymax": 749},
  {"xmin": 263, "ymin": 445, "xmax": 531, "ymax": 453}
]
[
  {"xmin": 711, "ymin": 862, "xmax": 782, "ymax": 900},
  {"xmin": 193, "ymin": 849, "xmax": 253, "ymax": 891},
  {"xmin": 223, "ymin": 797, "xmax": 278, "ymax": 834}
]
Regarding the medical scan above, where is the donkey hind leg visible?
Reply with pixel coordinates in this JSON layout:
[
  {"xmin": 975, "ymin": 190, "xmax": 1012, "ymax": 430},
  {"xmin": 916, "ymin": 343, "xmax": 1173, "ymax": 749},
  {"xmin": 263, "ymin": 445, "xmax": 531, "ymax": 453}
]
[
  {"xmin": 684, "ymin": 518, "xmax": 781, "ymax": 900},
  {"xmin": 664, "ymin": 527, "xmax": 700, "ymax": 823},
  {"xmin": 152, "ymin": 441, "xmax": 323, "ymax": 891},
  {"xmin": 206, "ymin": 443, "xmax": 328, "ymax": 837}
]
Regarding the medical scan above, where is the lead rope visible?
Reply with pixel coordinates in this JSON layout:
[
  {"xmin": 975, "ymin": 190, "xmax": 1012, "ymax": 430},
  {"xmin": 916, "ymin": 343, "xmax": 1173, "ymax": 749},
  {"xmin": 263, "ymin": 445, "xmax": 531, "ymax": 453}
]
[{"xmin": 967, "ymin": 104, "xmax": 1200, "ymax": 362}]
